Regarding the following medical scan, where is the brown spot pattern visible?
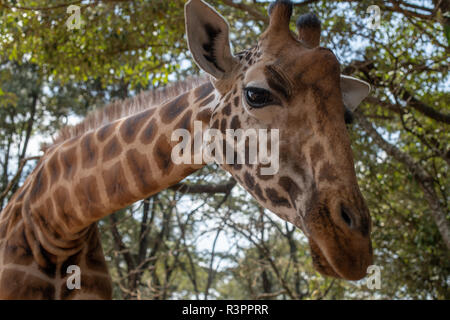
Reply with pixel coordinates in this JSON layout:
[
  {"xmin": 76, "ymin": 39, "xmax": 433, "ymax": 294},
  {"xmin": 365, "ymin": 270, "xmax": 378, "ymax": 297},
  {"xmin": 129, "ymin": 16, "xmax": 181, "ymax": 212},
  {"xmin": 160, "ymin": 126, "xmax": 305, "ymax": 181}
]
[
  {"xmin": 29, "ymin": 167, "xmax": 48, "ymax": 202},
  {"xmin": 194, "ymin": 82, "xmax": 214, "ymax": 102},
  {"xmin": 279, "ymin": 176, "xmax": 302, "ymax": 206},
  {"xmin": 97, "ymin": 123, "xmax": 115, "ymax": 142},
  {"xmin": 254, "ymin": 183, "xmax": 266, "ymax": 201},
  {"xmin": 140, "ymin": 118, "xmax": 157, "ymax": 145},
  {"xmin": 196, "ymin": 108, "xmax": 212, "ymax": 124},
  {"xmin": 310, "ymin": 142, "xmax": 324, "ymax": 164},
  {"xmin": 103, "ymin": 136, "xmax": 122, "ymax": 162},
  {"xmin": 234, "ymin": 96, "xmax": 240, "ymax": 108},
  {"xmin": 199, "ymin": 94, "xmax": 215, "ymax": 107},
  {"xmin": 243, "ymin": 171, "xmax": 255, "ymax": 190},
  {"xmin": 176, "ymin": 110, "xmax": 193, "ymax": 131},
  {"xmin": 54, "ymin": 186, "xmax": 81, "ymax": 231},
  {"xmin": 265, "ymin": 188, "xmax": 291, "ymax": 208},
  {"xmin": 127, "ymin": 149, "xmax": 156, "ymax": 194},
  {"xmin": 211, "ymin": 119, "xmax": 219, "ymax": 130},
  {"xmin": 60, "ymin": 146, "xmax": 78, "ymax": 180},
  {"xmin": 222, "ymin": 103, "xmax": 232, "ymax": 116},
  {"xmin": 48, "ymin": 154, "xmax": 61, "ymax": 184},
  {"xmin": 3, "ymin": 228, "xmax": 33, "ymax": 265},
  {"xmin": 154, "ymin": 135, "xmax": 174, "ymax": 174},
  {"xmin": 319, "ymin": 161, "xmax": 338, "ymax": 182},
  {"xmin": 230, "ymin": 116, "xmax": 241, "ymax": 130},
  {"xmin": 37, "ymin": 244, "xmax": 57, "ymax": 278},
  {"xmin": 75, "ymin": 176, "xmax": 103, "ymax": 219},
  {"xmin": 102, "ymin": 162, "xmax": 135, "ymax": 207},
  {"xmin": 81, "ymin": 133, "xmax": 98, "ymax": 169},
  {"xmin": 85, "ymin": 227, "xmax": 109, "ymax": 273},
  {"xmin": 220, "ymin": 119, "xmax": 227, "ymax": 134},
  {"xmin": 0, "ymin": 269, "xmax": 55, "ymax": 299},
  {"xmin": 160, "ymin": 92, "xmax": 189, "ymax": 124},
  {"xmin": 120, "ymin": 109, "xmax": 152, "ymax": 143}
]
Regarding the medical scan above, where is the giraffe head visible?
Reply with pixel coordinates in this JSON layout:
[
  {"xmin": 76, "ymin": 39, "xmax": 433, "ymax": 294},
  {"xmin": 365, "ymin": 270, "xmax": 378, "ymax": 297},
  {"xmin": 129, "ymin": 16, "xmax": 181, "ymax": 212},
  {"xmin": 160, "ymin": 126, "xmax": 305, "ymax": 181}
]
[{"xmin": 185, "ymin": 0, "xmax": 372, "ymax": 280}]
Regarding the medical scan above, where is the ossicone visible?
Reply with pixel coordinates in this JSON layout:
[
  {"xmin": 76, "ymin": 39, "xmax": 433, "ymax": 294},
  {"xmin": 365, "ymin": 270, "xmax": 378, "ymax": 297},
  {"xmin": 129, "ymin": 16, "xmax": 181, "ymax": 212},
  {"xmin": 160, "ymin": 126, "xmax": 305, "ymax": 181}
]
[
  {"xmin": 267, "ymin": 0, "xmax": 293, "ymax": 33},
  {"xmin": 296, "ymin": 13, "xmax": 321, "ymax": 48}
]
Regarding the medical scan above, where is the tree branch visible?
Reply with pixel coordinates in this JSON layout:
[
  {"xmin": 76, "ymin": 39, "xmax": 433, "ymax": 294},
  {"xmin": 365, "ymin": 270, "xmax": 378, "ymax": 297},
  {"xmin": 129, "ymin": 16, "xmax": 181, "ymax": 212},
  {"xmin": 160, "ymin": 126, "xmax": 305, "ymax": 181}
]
[
  {"xmin": 355, "ymin": 111, "xmax": 450, "ymax": 249},
  {"xmin": 0, "ymin": 156, "xmax": 41, "ymax": 204},
  {"xmin": 345, "ymin": 59, "xmax": 450, "ymax": 124},
  {"xmin": 399, "ymin": 89, "xmax": 450, "ymax": 124},
  {"xmin": 169, "ymin": 179, "xmax": 237, "ymax": 194},
  {"xmin": 221, "ymin": 0, "xmax": 269, "ymax": 24}
]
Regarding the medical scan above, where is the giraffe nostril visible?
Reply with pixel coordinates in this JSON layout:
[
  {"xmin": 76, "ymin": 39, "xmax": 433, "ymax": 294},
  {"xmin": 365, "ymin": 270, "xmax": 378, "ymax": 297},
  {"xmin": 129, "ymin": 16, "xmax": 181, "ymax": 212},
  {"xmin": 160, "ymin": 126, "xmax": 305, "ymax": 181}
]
[{"xmin": 340, "ymin": 206, "xmax": 353, "ymax": 228}]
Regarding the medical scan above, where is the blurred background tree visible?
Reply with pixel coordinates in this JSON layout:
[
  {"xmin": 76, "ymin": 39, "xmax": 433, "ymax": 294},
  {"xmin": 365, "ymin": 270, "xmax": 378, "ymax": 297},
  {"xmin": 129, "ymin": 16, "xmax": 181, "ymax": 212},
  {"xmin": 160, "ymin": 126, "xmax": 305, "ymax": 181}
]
[{"xmin": 0, "ymin": 0, "xmax": 448, "ymax": 299}]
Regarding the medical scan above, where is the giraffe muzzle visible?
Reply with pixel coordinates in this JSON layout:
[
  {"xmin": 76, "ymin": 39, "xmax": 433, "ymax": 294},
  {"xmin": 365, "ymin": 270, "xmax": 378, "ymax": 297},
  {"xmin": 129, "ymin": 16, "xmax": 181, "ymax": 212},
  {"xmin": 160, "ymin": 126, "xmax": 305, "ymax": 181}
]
[{"xmin": 304, "ymin": 195, "xmax": 373, "ymax": 280}]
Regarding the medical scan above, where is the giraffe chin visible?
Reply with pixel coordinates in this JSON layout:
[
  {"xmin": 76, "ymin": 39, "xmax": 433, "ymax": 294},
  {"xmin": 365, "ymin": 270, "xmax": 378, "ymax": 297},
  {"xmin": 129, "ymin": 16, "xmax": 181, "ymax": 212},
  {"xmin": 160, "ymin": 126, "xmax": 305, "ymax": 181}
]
[
  {"xmin": 308, "ymin": 239, "xmax": 340, "ymax": 278},
  {"xmin": 308, "ymin": 237, "xmax": 370, "ymax": 281}
]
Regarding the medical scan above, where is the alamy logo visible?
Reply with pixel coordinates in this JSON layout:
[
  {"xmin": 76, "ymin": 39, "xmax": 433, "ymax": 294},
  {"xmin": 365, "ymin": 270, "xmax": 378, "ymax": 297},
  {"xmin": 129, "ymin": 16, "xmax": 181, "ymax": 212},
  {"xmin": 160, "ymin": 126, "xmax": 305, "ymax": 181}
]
[
  {"xmin": 66, "ymin": 5, "xmax": 83, "ymax": 30},
  {"xmin": 353, "ymin": 265, "xmax": 382, "ymax": 290},
  {"xmin": 171, "ymin": 121, "xmax": 280, "ymax": 175},
  {"xmin": 366, "ymin": 265, "xmax": 381, "ymax": 290},
  {"xmin": 66, "ymin": 265, "xmax": 81, "ymax": 290},
  {"xmin": 366, "ymin": 5, "xmax": 381, "ymax": 30}
]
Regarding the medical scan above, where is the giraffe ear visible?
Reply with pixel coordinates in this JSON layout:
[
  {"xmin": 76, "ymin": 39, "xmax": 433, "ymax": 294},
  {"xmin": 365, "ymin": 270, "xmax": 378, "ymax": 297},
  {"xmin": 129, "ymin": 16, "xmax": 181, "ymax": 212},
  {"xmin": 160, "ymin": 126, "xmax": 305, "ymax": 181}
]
[
  {"xmin": 340, "ymin": 75, "xmax": 371, "ymax": 111},
  {"xmin": 185, "ymin": 0, "xmax": 237, "ymax": 79}
]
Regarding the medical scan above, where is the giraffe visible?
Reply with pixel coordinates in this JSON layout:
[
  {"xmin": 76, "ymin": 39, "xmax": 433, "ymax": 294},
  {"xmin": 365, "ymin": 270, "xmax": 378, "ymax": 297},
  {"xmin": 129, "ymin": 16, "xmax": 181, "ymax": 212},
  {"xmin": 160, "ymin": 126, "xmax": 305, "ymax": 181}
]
[{"xmin": 0, "ymin": 0, "xmax": 373, "ymax": 299}]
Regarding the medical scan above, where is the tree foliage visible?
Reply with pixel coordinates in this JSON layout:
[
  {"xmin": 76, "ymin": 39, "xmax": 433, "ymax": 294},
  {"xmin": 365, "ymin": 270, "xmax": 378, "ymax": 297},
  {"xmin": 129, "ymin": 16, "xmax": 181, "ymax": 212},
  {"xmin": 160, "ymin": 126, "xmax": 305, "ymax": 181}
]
[{"xmin": 0, "ymin": 0, "xmax": 449, "ymax": 299}]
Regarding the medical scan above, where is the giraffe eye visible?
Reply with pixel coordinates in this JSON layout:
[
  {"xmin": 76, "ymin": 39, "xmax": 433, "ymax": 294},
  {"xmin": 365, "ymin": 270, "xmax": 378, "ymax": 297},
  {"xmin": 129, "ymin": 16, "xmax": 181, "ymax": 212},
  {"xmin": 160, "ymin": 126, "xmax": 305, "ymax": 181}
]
[{"xmin": 244, "ymin": 87, "xmax": 275, "ymax": 108}]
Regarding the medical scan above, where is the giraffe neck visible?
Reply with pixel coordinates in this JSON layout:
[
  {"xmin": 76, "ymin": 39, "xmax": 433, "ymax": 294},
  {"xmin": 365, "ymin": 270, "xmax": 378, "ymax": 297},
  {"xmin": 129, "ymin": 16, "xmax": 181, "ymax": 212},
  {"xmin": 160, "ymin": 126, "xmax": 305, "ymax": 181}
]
[{"xmin": 0, "ymin": 81, "xmax": 218, "ymax": 299}]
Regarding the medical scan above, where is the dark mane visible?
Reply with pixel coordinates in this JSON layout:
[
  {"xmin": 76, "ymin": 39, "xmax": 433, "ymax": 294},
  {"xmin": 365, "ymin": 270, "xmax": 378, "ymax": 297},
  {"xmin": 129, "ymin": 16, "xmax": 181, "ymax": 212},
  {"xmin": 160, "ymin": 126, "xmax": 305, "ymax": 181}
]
[{"xmin": 49, "ymin": 75, "xmax": 209, "ymax": 148}]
